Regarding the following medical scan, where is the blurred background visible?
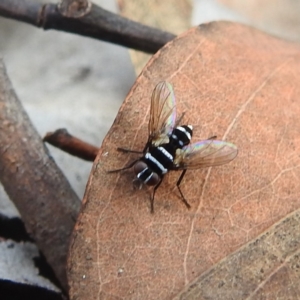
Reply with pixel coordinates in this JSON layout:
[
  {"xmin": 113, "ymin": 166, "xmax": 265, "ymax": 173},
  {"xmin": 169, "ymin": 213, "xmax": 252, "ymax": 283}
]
[{"xmin": 0, "ymin": 0, "xmax": 299, "ymax": 292}]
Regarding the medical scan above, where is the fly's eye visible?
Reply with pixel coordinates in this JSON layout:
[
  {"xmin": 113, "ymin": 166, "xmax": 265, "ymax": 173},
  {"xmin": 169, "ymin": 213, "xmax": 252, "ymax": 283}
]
[
  {"xmin": 133, "ymin": 161, "xmax": 148, "ymax": 175},
  {"xmin": 146, "ymin": 172, "xmax": 160, "ymax": 186}
]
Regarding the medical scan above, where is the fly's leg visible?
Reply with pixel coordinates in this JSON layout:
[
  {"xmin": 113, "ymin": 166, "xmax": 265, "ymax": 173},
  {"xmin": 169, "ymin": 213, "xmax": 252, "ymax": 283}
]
[
  {"xmin": 117, "ymin": 138, "xmax": 151, "ymax": 155},
  {"xmin": 151, "ymin": 177, "xmax": 164, "ymax": 213},
  {"xmin": 117, "ymin": 147, "xmax": 143, "ymax": 154},
  {"xmin": 208, "ymin": 135, "xmax": 217, "ymax": 140},
  {"xmin": 107, "ymin": 159, "xmax": 139, "ymax": 173},
  {"xmin": 142, "ymin": 139, "xmax": 152, "ymax": 153},
  {"xmin": 175, "ymin": 112, "xmax": 186, "ymax": 126},
  {"xmin": 176, "ymin": 170, "xmax": 191, "ymax": 209}
]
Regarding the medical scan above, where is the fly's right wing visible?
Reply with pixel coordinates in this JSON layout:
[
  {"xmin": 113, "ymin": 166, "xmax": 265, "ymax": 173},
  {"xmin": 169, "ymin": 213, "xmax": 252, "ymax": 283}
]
[
  {"xmin": 174, "ymin": 139, "xmax": 238, "ymax": 170},
  {"xmin": 148, "ymin": 81, "xmax": 176, "ymax": 146}
]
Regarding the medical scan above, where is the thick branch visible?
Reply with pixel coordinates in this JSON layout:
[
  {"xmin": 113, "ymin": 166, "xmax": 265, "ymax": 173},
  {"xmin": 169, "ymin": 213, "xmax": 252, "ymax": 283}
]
[
  {"xmin": 0, "ymin": 0, "xmax": 176, "ymax": 54},
  {"xmin": 0, "ymin": 58, "xmax": 81, "ymax": 293}
]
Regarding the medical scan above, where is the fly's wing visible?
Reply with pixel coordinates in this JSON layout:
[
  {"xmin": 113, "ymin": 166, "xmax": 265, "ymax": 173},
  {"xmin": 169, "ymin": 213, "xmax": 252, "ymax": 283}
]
[
  {"xmin": 148, "ymin": 81, "xmax": 176, "ymax": 146},
  {"xmin": 174, "ymin": 139, "xmax": 238, "ymax": 170}
]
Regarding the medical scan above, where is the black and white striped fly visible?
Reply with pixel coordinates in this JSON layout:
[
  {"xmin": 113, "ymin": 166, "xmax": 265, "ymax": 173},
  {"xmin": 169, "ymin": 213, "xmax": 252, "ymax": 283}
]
[{"xmin": 108, "ymin": 81, "xmax": 238, "ymax": 213}]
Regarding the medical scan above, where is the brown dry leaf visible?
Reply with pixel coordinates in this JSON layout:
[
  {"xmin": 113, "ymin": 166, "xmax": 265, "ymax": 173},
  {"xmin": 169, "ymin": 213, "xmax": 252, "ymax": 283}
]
[{"xmin": 68, "ymin": 22, "xmax": 300, "ymax": 299}]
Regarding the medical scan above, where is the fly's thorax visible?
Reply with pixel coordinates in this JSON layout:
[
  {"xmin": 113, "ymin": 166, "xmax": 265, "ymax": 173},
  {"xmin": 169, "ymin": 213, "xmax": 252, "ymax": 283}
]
[
  {"xmin": 133, "ymin": 161, "xmax": 160, "ymax": 186},
  {"xmin": 170, "ymin": 125, "xmax": 193, "ymax": 148}
]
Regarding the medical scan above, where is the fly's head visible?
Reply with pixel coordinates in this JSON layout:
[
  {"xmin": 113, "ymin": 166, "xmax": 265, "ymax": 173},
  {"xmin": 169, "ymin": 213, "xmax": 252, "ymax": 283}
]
[{"xmin": 133, "ymin": 161, "xmax": 160, "ymax": 186}]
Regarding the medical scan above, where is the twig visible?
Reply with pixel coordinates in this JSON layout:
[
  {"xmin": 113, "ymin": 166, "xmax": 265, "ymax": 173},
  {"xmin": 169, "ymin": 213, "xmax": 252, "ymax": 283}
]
[
  {"xmin": 0, "ymin": 58, "xmax": 81, "ymax": 294},
  {"xmin": 44, "ymin": 128, "xmax": 99, "ymax": 161},
  {"xmin": 0, "ymin": 0, "xmax": 176, "ymax": 54}
]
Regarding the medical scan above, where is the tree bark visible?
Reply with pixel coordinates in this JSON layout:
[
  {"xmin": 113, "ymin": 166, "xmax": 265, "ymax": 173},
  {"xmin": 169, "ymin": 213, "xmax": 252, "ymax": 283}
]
[{"xmin": 0, "ymin": 58, "xmax": 81, "ymax": 293}]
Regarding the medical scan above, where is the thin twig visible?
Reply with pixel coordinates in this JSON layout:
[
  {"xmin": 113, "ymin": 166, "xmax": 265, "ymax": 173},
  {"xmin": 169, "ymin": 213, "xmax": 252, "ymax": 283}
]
[
  {"xmin": 0, "ymin": 58, "xmax": 81, "ymax": 294},
  {"xmin": 0, "ymin": 0, "xmax": 176, "ymax": 54},
  {"xmin": 44, "ymin": 128, "xmax": 99, "ymax": 161}
]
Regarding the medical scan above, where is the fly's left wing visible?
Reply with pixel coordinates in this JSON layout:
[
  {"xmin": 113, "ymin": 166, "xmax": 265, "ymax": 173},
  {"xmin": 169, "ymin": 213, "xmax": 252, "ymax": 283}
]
[
  {"xmin": 148, "ymin": 81, "xmax": 176, "ymax": 146},
  {"xmin": 173, "ymin": 139, "xmax": 238, "ymax": 170}
]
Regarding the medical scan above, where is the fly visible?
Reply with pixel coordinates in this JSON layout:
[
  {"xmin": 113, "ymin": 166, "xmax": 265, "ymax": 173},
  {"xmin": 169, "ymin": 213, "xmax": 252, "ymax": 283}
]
[{"xmin": 108, "ymin": 81, "xmax": 238, "ymax": 213}]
